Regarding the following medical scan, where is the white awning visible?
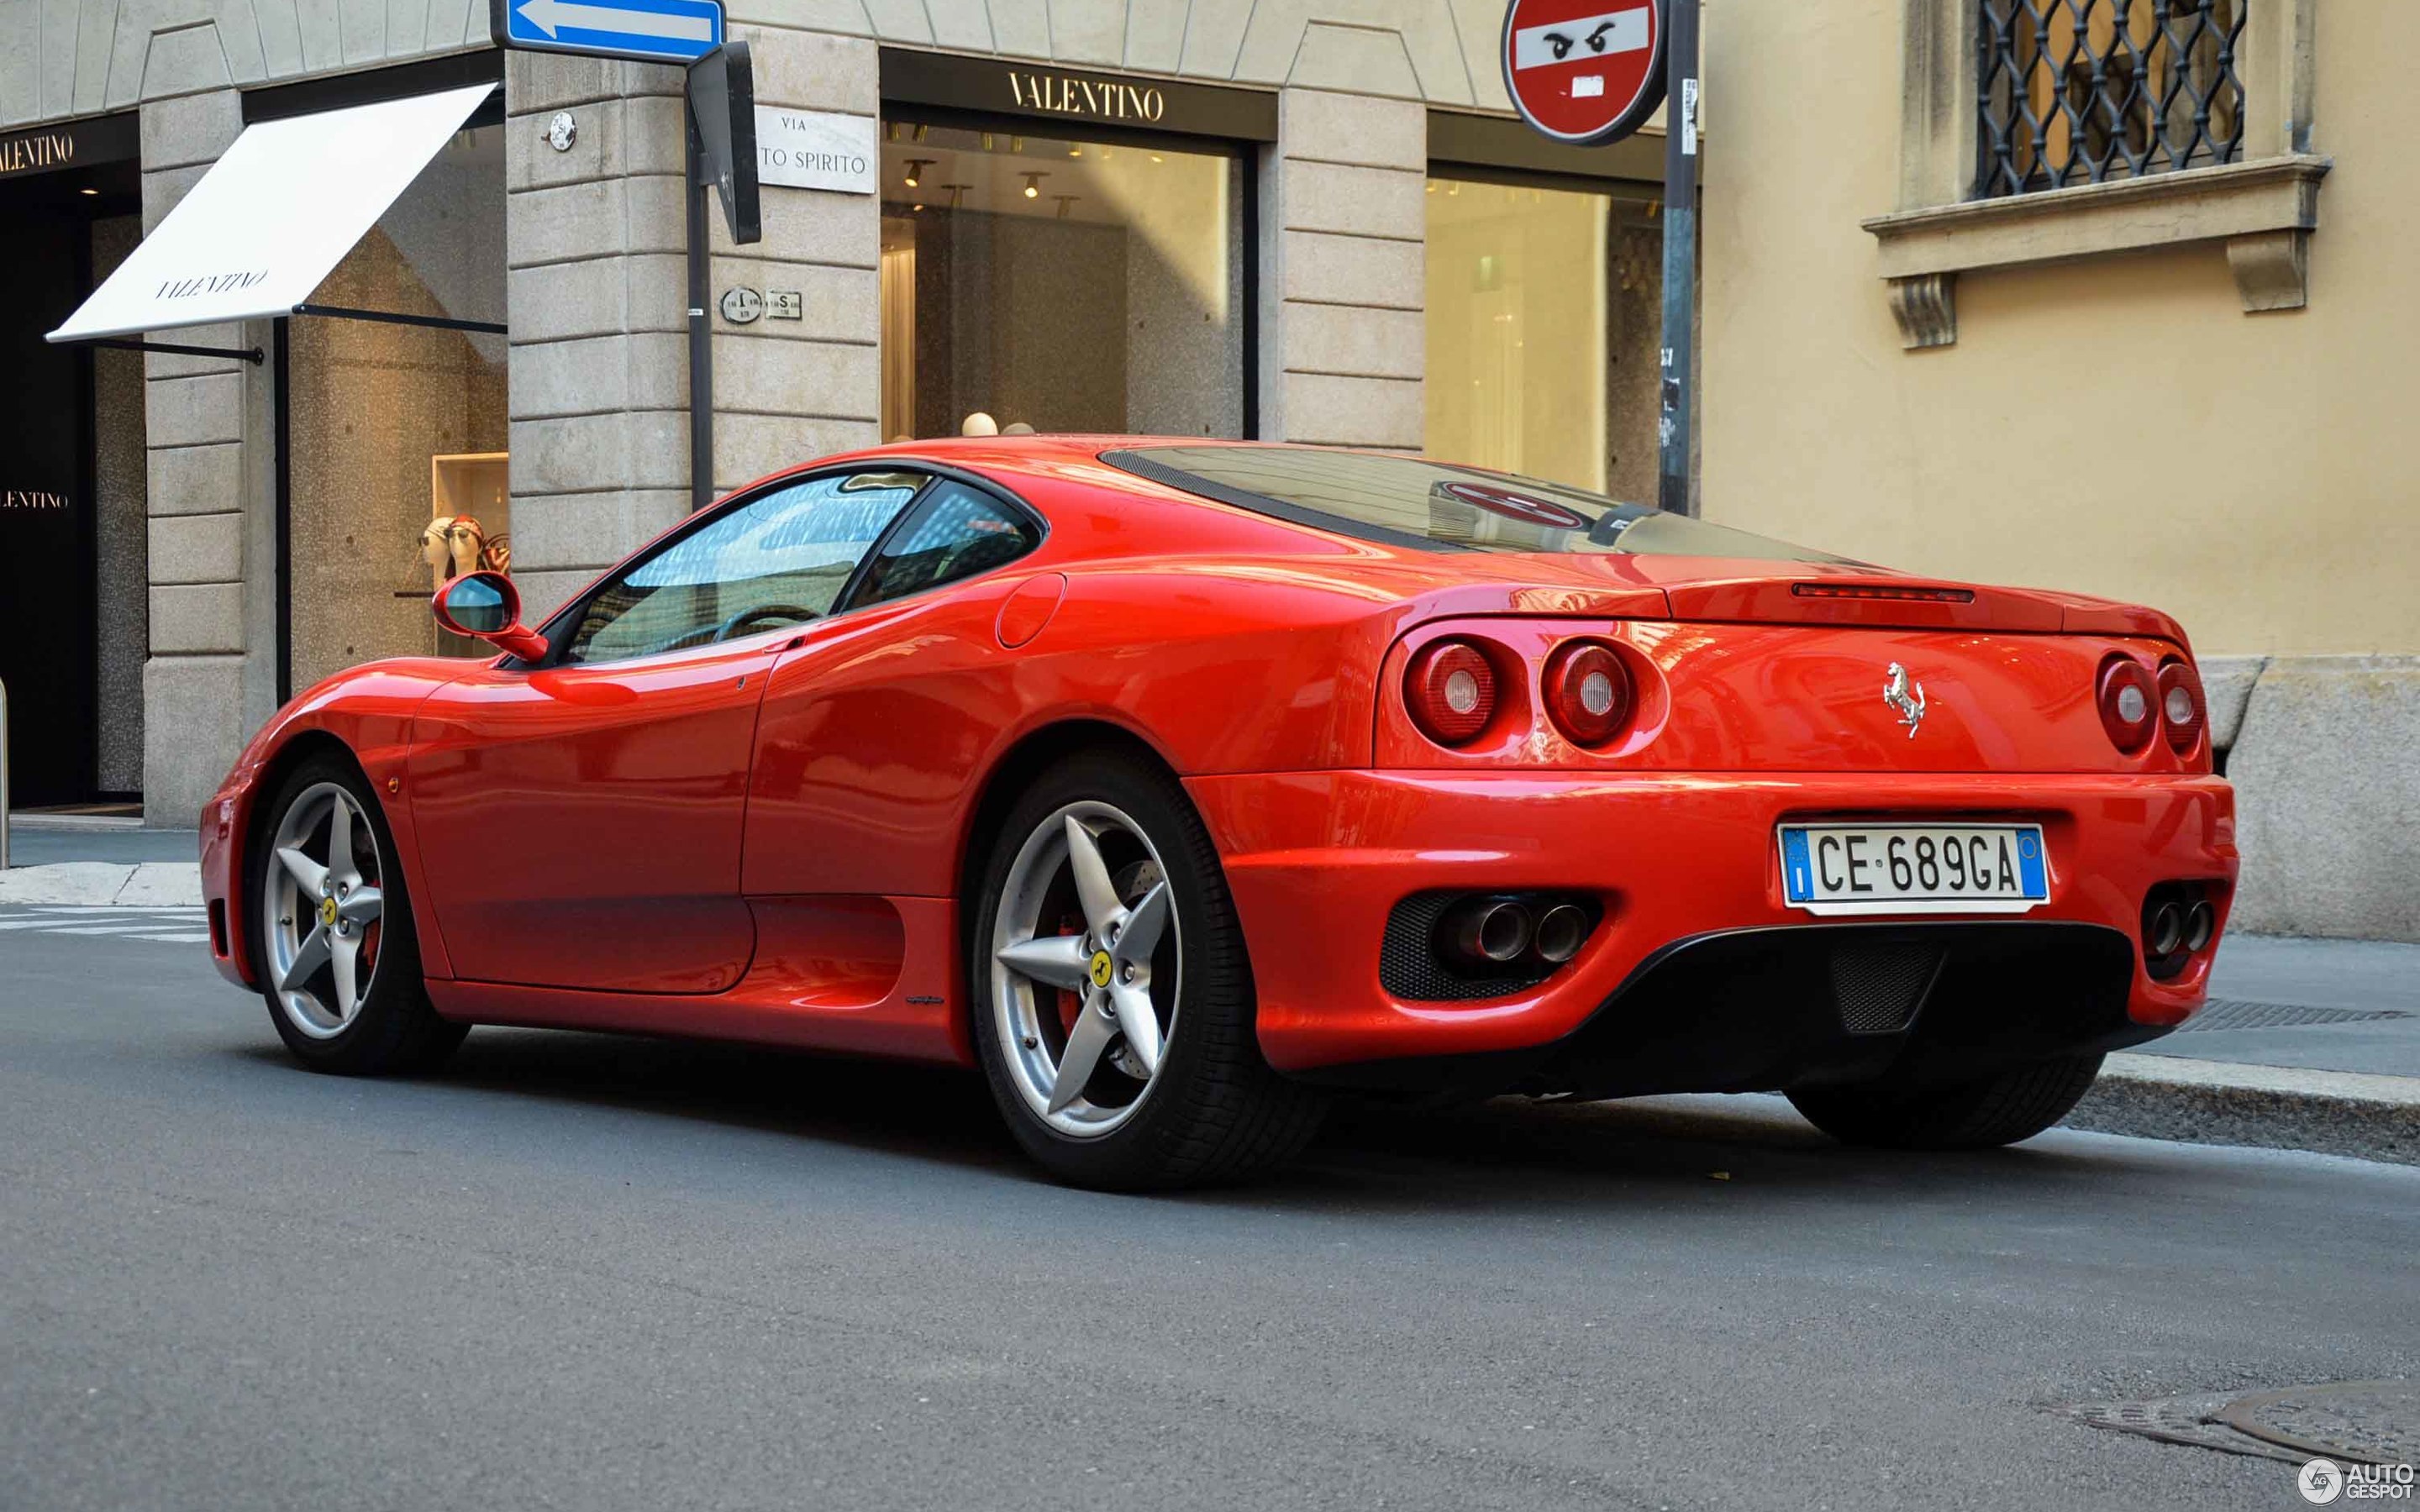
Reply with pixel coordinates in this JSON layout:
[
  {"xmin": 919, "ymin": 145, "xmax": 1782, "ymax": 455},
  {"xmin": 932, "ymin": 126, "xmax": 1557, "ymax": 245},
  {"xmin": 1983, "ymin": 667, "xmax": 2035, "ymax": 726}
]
[{"xmin": 47, "ymin": 82, "xmax": 496, "ymax": 344}]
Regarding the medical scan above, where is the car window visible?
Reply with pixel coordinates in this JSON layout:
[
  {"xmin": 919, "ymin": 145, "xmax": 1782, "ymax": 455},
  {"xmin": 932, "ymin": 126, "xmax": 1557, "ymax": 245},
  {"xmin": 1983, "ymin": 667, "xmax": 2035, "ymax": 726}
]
[
  {"xmin": 560, "ymin": 471, "xmax": 926, "ymax": 664},
  {"xmin": 1104, "ymin": 444, "xmax": 1849, "ymax": 564},
  {"xmin": 846, "ymin": 480, "xmax": 1042, "ymax": 609}
]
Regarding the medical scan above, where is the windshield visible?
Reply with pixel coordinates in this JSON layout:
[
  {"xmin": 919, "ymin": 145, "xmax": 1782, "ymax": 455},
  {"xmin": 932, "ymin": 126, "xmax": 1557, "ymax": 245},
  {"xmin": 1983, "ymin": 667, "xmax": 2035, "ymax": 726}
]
[{"xmin": 1105, "ymin": 445, "xmax": 1847, "ymax": 564}]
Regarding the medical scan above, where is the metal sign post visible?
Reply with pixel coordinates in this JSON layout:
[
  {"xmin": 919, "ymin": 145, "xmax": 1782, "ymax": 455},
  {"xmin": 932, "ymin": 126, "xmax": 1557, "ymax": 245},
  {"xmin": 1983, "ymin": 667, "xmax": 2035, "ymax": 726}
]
[
  {"xmin": 1655, "ymin": 0, "xmax": 1699, "ymax": 517},
  {"xmin": 1498, "ymin": 0, "xmax": 1696, "ymax": 513},
  {"xmin": 683, "ymin": 42, "xmax": 760, "ymax": 512}
]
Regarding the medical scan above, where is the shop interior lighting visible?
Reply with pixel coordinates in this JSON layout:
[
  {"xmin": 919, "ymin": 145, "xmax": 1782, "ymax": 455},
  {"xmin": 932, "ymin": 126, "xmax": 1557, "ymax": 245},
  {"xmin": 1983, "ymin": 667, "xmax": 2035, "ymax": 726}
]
[
  {"xmin": 902, "ymin": 158, "xmax": 932, "ymax": 187},
  {"xmin": 1021, "ymin": 171, "xmax": 1044, "ymax": 198}
]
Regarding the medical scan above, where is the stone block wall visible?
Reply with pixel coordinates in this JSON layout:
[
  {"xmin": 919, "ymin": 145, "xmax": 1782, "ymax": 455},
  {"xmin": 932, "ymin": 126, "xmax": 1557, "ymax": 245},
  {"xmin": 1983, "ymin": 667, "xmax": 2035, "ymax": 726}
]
[
  {"xmin": 2217, "ymin": 655, "xmax": 2420, "ymax": 941},
  {"xmin": 502, "ymin": 54, "xmax": 692, "ymax": 622},
  {"xmin": 708, "ymin": 25, "xmax": 882, "ymax": 489}
]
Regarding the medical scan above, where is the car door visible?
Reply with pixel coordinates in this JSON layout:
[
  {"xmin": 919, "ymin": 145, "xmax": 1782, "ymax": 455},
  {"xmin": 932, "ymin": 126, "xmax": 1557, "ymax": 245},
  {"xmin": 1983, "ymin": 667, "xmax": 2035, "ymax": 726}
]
[
  {"xmin": 744, "ymin": 476, "xmax": 1047, "ymax": 900},
  {"xmin": 408, "ymin": 470, "xmax": 930, "ymax": 992}
]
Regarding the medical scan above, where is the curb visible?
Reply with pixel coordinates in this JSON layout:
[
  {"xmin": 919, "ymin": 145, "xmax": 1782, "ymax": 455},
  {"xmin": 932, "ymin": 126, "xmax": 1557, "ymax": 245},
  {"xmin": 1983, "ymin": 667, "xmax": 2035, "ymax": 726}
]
[
  {"xmin": 0, "ymin": 862, "xmax": 204, "ymax": 909},
  {"xmin": 2067, "ymin": 1052, "xmax": 2420, "ymax": 1167}
]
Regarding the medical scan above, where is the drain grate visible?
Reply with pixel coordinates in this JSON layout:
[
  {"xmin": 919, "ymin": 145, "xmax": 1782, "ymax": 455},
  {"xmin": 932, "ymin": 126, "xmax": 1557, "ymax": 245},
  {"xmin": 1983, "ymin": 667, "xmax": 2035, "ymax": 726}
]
[
  {"xmin": 2065, "ymin": 1381, "xmax": 2417, "ymax": 1467},
  {"xmin": 2063, "ymin": 1390, "xmax": 2302, "ymax": 1463},
  {"xmin": 2177, "ymin": 998, "xmax": 2413, "ymax": 1033},
  {"xmin": 2215, "ymin": 1381, "xmax": 2420, "ymax": 1468}
]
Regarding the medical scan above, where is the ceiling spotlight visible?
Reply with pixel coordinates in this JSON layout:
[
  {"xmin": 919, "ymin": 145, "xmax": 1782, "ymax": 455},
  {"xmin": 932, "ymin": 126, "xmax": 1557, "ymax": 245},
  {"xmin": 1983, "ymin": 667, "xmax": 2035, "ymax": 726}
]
[
  {"xmin": 911, "ymin": 202, "xmax": 924, "ymax": 213},
  {"xmin": 78, "ymin": 186, "xmax": 98, "ymax": 196},
  {"xmin": 944, "ymin": 183, "xmax": 969, "ymax": 207},
  {"xmin": 902, "ymin": 157, "xmax": 932, "ymax": 187},
  {"xmin": 1011, "ymin": 135, "xmax": 1025, "ymax": 153},
  {"xmin": 1052, "ymin": 193, "xmax": 1078, "ymax": 218},
  {"xmin": 1021, "ymin": 171, "xmax": 1044, "ymax": 199},
  {"xmin": 911, "ymin": 123, "xmax": 929, "ymax": 142}
]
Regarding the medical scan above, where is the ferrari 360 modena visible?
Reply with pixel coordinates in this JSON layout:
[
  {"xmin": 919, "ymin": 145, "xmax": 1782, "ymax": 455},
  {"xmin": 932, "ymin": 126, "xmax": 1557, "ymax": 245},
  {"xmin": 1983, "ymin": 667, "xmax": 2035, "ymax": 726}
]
[{"xmin": 200, "ymin": 439, "xmax": 2234, "ymax": 1189}]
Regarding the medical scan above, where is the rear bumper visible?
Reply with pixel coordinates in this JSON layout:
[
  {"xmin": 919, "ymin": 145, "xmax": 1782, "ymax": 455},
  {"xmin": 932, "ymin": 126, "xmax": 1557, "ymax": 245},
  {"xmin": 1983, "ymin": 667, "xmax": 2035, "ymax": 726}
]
[{"xmin": 1185, "ymin": 769, "xmax": 2235, "ymax": 1079}]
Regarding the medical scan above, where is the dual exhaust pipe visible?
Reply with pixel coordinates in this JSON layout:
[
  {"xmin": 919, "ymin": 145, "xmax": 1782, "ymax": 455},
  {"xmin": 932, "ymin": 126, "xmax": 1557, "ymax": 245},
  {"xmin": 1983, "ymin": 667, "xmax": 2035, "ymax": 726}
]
[
  {"xmin": 2145, "ymin": 896, "xmax": 2216, "ymax": 958},
  {"xmin": 1440, "ymin": 895, "xmax": 1595, "ymax": 971}
]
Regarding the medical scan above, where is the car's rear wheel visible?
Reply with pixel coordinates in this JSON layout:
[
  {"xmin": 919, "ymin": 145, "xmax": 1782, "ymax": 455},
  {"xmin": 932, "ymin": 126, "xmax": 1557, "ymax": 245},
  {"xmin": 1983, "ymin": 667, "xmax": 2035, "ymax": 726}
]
[
  {"xmin": 969, "ymin": 750, "xmax": 1326, "ymax": 1189},
  {"xmin": 253, "ymin": 756, "xmax": 466, "ymax": 1075},
  {"xmin": 1787, "ymin": 1053, "xmax": 2103, "ymax": 1150}
]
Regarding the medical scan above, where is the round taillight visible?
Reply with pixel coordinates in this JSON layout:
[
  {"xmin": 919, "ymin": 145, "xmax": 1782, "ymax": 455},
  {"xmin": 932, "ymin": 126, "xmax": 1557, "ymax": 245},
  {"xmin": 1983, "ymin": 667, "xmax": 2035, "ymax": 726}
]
[
  {"xmin": 2157, "ymin": 659, "xmax": 2205, "ymax": 752},
  {"xmin": 2097, "ymin": 657, "xmax": 2158, "ymax": 753},
  {"xmin": 1405, "ymin": 639, "xmax": 1497, "ymax": 747},
  {"xmin": 1542, "ymin": 640, "xmax": 1634, "ymax": 748}
]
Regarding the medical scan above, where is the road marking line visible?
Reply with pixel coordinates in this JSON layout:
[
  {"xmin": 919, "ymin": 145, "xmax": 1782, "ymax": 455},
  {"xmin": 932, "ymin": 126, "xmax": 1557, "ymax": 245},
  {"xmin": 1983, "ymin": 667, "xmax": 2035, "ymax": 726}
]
[{"xmin": 30, "ymin": 924, "xmax": 196, "ymax": 936}]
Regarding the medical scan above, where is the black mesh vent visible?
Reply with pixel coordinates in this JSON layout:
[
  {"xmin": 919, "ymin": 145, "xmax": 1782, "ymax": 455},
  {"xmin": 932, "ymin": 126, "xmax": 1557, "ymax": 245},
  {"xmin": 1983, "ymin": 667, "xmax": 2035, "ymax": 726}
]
[
  {"xmin": 1379, "ymin": 893, "xmax": 1558, "ymax": 1003},
  {"xmin": 1828, "ymin": 943, "xmax": 1944, "ymax": 1034}
]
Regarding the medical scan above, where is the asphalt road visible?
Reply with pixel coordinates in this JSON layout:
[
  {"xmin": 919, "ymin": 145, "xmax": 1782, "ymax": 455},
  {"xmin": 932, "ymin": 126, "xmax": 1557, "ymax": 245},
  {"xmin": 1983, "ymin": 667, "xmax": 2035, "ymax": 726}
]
[{"xmin": 5, "ymin": 919, "xmax": 2415, "ymax": 1512}]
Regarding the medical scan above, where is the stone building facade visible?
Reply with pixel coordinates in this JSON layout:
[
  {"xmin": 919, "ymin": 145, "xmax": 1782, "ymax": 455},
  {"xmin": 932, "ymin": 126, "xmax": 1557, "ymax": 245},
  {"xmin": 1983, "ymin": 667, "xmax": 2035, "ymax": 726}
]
[{"xmin": 1, "ymin": 0, "xmax": 2412, "ymax": 939}]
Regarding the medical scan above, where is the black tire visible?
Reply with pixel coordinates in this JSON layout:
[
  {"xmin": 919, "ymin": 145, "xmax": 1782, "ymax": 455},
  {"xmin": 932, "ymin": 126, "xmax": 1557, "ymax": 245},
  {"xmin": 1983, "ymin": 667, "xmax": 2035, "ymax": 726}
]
[
  {"xmin": 968, "ymin": 749, "xmax": 1326, "ymax": 1190},
  {"xmin": 1787, "ymin": 1053, "xmax": 2103, "ymax": 1150},
  {"xmin": 250, "ymin": 755, "xmax": 466, "ymax": 1076}
]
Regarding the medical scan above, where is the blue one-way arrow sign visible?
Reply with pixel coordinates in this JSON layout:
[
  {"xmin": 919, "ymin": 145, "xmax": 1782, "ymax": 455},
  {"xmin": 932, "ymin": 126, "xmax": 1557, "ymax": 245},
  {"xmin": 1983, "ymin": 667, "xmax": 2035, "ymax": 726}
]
[{"xmin": 492, "ymin": 0, "xmax": 724, "ymax": 63}]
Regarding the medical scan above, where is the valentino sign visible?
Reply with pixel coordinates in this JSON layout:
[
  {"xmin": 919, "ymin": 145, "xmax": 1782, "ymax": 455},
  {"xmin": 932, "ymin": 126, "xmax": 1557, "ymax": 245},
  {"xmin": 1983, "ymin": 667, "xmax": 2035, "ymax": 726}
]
[
  {"xmin": 1004, "ymin": 69, "xmax": 1165, "ymax": 123},
  {"xmin": 0, "ymin": 130, "xmax": 74, "ymax": 174}
]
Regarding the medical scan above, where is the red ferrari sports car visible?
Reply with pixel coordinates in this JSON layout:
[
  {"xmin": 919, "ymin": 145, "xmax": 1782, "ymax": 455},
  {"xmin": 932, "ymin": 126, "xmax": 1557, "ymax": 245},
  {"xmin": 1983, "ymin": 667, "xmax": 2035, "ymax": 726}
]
[{"xmin": 200, "ymin": 438, "xmax": 2234, "ymax": 1188}]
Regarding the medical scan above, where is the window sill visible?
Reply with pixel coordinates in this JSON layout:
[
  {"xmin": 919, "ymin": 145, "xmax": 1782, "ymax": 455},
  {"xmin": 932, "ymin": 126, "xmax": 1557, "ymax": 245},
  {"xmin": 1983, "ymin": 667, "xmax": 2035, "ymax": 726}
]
[{"xmin": 1860, "ymin": 154, "xmax": 2333, "ymax": 349}]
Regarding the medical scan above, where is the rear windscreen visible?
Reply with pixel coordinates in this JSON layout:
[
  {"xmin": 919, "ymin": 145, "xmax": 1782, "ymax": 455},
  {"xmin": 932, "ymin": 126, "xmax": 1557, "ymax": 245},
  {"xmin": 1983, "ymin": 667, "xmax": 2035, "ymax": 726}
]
[{"xmin": 1105, "ymin": 445, "xmax": 1846, "ymax": 563}]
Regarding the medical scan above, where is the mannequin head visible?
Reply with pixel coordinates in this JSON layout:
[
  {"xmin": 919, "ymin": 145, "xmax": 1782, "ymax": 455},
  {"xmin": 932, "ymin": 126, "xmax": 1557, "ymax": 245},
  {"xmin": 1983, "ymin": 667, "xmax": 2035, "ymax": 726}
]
[{"xmin": 422, "ymin": 516, "xmax": 489, "ymax": 581}]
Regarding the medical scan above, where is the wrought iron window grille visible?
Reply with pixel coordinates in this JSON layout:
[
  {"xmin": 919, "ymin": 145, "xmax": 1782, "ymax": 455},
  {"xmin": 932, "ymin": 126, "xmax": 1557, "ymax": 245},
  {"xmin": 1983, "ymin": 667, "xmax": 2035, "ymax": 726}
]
[{"xmin": 1977, "ymin": 0, "xmax": 2248, "ymax": 198}]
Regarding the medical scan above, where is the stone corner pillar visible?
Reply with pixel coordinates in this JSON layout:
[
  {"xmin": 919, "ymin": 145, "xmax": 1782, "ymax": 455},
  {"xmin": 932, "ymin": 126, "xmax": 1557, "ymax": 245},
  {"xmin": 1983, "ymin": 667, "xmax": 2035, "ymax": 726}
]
[
  {"xmin": 1259, "ymin": 90, "xmax": 1426, "ymax": 449},
  {"xmin": 138, "ymin": 84, "xmax": 266, "ymax": 827}
]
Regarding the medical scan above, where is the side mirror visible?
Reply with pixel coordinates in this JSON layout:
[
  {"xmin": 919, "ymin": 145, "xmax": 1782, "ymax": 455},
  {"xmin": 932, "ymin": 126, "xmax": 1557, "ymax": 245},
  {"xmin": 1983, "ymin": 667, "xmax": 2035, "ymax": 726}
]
[{"xmin": 432, "ymin": 571, "xmax": 550, "ymax": 660}]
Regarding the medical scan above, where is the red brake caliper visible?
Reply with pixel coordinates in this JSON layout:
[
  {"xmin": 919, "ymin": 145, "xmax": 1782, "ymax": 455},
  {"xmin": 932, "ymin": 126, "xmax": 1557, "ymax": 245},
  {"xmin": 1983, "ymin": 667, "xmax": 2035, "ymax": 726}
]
[{"xmin": 1052, "ymin": 910, "xmax": 1085, "ymax": 1036}]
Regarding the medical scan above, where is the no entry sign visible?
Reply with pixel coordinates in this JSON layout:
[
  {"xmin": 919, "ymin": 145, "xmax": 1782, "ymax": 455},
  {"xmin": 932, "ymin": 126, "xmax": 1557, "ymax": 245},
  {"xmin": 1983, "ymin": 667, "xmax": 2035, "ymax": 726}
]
[{"xmin": 1500, "ymin": 0, "xmax": 1666, "ymax": 145}]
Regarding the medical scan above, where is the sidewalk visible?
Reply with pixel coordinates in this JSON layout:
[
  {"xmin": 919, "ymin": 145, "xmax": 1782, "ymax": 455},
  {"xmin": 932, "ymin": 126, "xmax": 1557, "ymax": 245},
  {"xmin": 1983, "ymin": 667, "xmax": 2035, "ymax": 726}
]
[
  {"xmin": 2070, "ymin": 933, "xmax": 2420, "ymax": 1164},
  {"xmin": 4, "ymin": 814, "xmax": 2413, "ymax": 1161},
  {"xmin": 0, "ymin": 816, "xmax": 200, "ymax": 906}
]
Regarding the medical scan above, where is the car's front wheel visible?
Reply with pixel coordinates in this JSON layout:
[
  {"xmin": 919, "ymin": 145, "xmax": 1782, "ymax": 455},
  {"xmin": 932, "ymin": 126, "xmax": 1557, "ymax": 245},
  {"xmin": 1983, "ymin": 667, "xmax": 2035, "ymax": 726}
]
[
  {"xmin": 252, "ymin": 756, "xmax": 466, "ymax": 1075},
  {"xmin": 1787, "ymin": 1053, "xmax": 2103, "ymax": 1150},
  {"xmin": 969, "ymin": 750, "xmax": 1326, "ymax": 1189}
]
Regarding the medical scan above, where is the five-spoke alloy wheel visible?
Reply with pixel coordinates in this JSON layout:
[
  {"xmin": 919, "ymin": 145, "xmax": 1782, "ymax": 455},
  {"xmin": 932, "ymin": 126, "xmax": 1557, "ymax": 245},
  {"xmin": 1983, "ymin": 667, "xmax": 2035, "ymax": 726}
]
[
  {"xmin": 253, "ymin": 757, "xmax": 465, "ymax": 1075},
  {"xmin": 991, "ymin": 801, "xmax": 1179, "ymax": 1137},
  {"xmin": 970, "ymin": 749, "xmax": 1325, "ymax": 1189},
  {"xmin": 264, "ymin": 780, "xmax": 387, "ymax": 1037}
]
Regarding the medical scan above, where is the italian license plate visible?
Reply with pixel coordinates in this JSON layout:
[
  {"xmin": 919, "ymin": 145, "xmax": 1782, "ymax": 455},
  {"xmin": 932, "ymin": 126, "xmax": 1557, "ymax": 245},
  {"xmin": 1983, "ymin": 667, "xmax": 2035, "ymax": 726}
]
[{"xmin": 1778, "ymin": 823, "xmax": 2048, "ymax": 916}]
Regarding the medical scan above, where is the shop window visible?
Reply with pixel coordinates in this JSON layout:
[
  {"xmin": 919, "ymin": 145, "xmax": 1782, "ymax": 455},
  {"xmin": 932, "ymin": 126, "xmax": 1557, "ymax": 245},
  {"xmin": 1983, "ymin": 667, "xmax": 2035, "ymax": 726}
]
[
  {"xmin": 1423, "ymin": 176, "xmax": 1662, "ymax": 501},
  {"xmin": 877, "ymin": 120, "xmax": 1243, "ymax": 441},
  {"xmin": 285, "ymin": 123, "xmax": 508, "ymax": 691}
]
